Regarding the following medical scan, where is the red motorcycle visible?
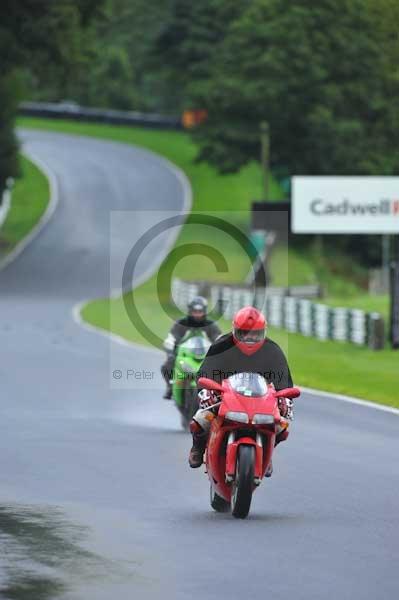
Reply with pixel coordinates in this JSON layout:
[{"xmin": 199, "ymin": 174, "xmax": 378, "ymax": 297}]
[{"xmin": 197, "ymin": 373, "xmax": 300, "ymax": 519}]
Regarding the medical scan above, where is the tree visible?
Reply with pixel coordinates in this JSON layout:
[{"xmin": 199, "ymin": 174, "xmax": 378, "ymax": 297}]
[
  {"xmin": 153, "ymin": 0, "xmax": 248, "ymax": 111},
  {"xmin": 188, "ymin": 0, "xmax": 399, "ymax": 176},
  {"xmin": 74, "ymin": 0, "xmax": 170, "ymax": 111},
  {"xmin": 0, "ymin": 0, "xmax": 103, "ymax": 194},
  {"xmin": 84, "ymin": 46, "xmax": 139, "ymax": 110},
  {"xmin": 0, "ymin": 75, "xmax": 19, "ymax": 194}
]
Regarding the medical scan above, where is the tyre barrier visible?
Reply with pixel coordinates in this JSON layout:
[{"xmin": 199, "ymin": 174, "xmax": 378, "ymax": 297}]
[{"xmin": 171, "ymin": 277, "xmax": 385, "ymax": 350}]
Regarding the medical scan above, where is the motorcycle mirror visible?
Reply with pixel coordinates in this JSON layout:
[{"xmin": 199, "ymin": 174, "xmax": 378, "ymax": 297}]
[
  {"xmin": 275, "ymin": 387, "xmax": 301, "ymax": 399},
  {"xmin": 197, "ymin": 377, "xmax": 223, "ymax": 393}
]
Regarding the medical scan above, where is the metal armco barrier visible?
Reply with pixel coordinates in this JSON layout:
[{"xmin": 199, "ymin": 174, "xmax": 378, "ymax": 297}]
[
  {"xmin": 19, "ymin": 102, "xmax": 183, "ymax": 130},
  {"xmin": 172, "ymin": 278, "xmax": 322, "ymax": 301},
  {"xmin": 171, "ymin": 277, "xmax": 385, "ymax": 350}
]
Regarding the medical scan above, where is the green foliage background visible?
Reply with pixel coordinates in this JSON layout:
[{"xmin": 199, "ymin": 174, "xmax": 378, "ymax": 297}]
[
  {"xmin": 0, "ymin": 0, "xmax": 104, "ymax": 193},
  {"xmin": 1, "ymin": 0, "xmax": 398, "ymax": 268}
]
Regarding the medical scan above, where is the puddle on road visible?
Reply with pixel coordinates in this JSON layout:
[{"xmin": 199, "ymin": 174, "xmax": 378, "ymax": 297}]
[
  {"xmin": 0, "ymin": 503, "xmax": 135, "ymax": 599},
  {"xmin": 0, "ymin": 573, "xmax": 64, "ymax": 600}
]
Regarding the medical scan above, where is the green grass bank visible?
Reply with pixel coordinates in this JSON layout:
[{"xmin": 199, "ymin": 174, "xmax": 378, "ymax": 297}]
[
  {"xmin": 19, "ymin": 117, "xmax": 397, "ymax": 407},
  {"xmin": 0, "ymin": 154, "xmax": 49, "ymax": 259}
]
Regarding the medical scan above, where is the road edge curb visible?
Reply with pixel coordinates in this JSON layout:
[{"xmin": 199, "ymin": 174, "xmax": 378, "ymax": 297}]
[
  {"xmin": 0, "ymin": 189, "xmax": 12, "ymax": 228},
  {"xmin": 72, "ymin": 143, "xmax": 193, "ymax": 356},
  {"xmin": 0, "ymin": 149, "xmax": 59, "ymax": 272},
  {"xmin": 28, "ymin": 130, "xmax": 393, "ymax": 418},
  {"xmin": 301, "ymin": 386, "xmax": 399, "ymax": 415}
]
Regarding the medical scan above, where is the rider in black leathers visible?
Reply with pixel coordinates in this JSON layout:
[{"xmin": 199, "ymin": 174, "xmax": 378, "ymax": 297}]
[
  {"xmin": 188, "ymin": 306, "xmax": 294, "ymax": 476},
  {"xmin": 161, "ymin": 296, "xmax": 221, "ymax": 399}
]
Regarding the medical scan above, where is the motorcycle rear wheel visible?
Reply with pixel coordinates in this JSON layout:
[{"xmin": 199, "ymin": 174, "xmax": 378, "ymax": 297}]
[
  {"xmin": 210, "ymin": 482, "xmax": 230, "ymax": 513},
  {"xmin": 231, "ymin": 445, "xmax": 255, "ymax": 519}
]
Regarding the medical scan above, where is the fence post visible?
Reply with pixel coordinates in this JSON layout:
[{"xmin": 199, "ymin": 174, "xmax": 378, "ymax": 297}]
[
  {"xmin": 390, "ymin": 258, "xmax": 399, "ymax": 349},
  {"xmin": 368, "ymin": 313, "xmax": 385, "ymax": 350}
]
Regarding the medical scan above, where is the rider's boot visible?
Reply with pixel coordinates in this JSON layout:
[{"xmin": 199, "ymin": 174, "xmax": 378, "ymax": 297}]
[
  {"xmin": 188, "ymin": 421, "xmax": 208, "ymax": 468},
  {"xmin": 265, "ymin": 460, "xmax": 273, "ymax": 478},
  {"xmin": 163, "ymin": 384, "xmax": 172, "ymax": 400},
  {"xmin": 265, "ymin": 429, "xmax": 289, "ymax": 478},
  {"xmin": 275, "ymin": 428, "xmax": 289, "ymax": 446}
]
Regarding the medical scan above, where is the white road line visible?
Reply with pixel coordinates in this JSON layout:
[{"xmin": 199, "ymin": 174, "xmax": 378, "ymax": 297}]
[
  {"xmin": 0, "ymin": 149, "xmax": 59, "ymax": 272},
  {"xmin": 72, "ymin": 300, "xmax": 163, "ymax": 355},
  {"xmin": 0, "ymin": 189, "xmax": 11, "ymax": 228},
  {"xmin": 301, "ymin": 386, "xmax": 399, "ymax": 415},
  {"xmin": 108, "ymin": 150, "xmax": 192, "ymax": 298},
  {"xmin": 72, "ymin": 142, "xmax": 193, "ymax": 350},
  {"xmin": 11, "ymin": 132, "xmax": 397, "ymax": 417}
]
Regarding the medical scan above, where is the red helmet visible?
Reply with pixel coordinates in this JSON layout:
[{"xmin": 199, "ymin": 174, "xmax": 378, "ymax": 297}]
[{"xmin": 232, "ymin": 306, "xmax": 266, "ymax": 355}]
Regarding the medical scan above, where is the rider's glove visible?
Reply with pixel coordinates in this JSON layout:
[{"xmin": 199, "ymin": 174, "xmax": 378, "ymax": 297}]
[
  {"xmin": 198, "ymin": 389, "xmax": 219, "ymax": 410},
  {"xmin": 278, "ymin": 397, "xmax": 294, "ymax": 421},
  {"xmin": 163, "ymin": 333, "xmax": 176, "ymax": 353}
]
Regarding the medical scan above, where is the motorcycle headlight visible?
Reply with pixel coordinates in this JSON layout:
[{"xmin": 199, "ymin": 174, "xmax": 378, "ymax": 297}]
[
  {"xmin": 225, "ymin": 411, "xmax": 249, "ymax": 424},
  {"xmin": 252, "ymin": 414, "xmax": 275, "ymax": 425}
]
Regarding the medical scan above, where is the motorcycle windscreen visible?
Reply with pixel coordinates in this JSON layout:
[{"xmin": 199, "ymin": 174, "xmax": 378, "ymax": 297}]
[
  {"xmin": 181, "ymin": 336, "xmax": 210, "ymax": 358},
  {"xmin": 228, "ymin": 372, "xmax": 268, "ymax": 397}
]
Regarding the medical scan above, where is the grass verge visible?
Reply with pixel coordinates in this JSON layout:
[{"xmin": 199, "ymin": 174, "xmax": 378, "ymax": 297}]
[
  {"xmin": 82, "ymin": 295, "xmax": 397, "ymax": 407},
  {"xmin": 271, "ymin": 245, "xmax": 390, "ymax": 323},
  {"xmin": 0, "ymin": 155, "xmax": 49, "ymax": 258},
  {"xmin": 20, "ymin": 117, "xmax": 398, "ymax": 408}
]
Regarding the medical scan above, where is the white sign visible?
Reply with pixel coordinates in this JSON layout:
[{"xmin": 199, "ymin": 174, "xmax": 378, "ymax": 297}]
[{"xmin": 292, "ymin": 176, "xmax": 399, "ymax": 233}]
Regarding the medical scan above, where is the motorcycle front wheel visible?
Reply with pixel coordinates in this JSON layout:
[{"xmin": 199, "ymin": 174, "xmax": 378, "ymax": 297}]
[{"xmin": 231, "ymin": 445, "xmax": 255, "ymax": 519}]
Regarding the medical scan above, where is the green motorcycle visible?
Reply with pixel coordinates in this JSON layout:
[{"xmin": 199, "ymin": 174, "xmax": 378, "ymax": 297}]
[{"xmin": 172, "ymin": 333, "xmax": 210, "ymax": 430}]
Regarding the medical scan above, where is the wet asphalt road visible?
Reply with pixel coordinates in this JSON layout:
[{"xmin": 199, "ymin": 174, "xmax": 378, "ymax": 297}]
[{"xmin": 0, "ymin": 129, "xmax": 398, "ymax": 600}]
